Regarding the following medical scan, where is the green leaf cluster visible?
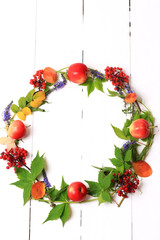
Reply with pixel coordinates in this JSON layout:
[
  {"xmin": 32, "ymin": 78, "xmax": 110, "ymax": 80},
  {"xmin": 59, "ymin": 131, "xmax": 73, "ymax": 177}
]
[
  {"xmin": 11, "ymin": 152, "xmax": 45, "ymax": 205},
  {"xmin": 11, "ymin": 89, "xmax": 35, "ymax": 113},
  {"xmin": 44, "ymin": 177, "xmax": 70, "ymax": 226},
  {"xmin": 85, "ymin": 170, "xmax": 114, "ymax": 205},
  {"xmin": 80, "ymin": 77, "xmax": 106, "ymax": 96},
  {"xmin": 109, "ymin": 145, "xmax": 132, "ymax": 173},
  {"xmin": 10, "ymin": 89, "xmax": 46, "ymax": 114},
  {"xmin": 107, "ymin": 88, "xmax": 123, "ymax": 98}
]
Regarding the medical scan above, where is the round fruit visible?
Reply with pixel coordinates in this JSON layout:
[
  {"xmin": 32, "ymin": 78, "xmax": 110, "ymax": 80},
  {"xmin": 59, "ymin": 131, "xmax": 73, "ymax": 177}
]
[
  {"xmin": 43, "ymin": 67, "xmax": 57, "ymax": 84},
  {"xmin": 7, "ymin": 120, "xmax": 26, "ymax": 140},
  {"xmin": 67, "ymin": 181, "xmax": 87, "ymax": 202},
  {"xmin": 129, "ymin": 119, "xmax": 150, "ymax": 139},
  {"xmin": 67, "ymin": 63, "xmax": 88, "ymax": 84}
]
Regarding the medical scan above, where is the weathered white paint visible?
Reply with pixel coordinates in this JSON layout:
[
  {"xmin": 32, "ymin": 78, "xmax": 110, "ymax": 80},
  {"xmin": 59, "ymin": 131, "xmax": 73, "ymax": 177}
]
[{"xmin": 0, "ymin": 0, "xmax": 160, "ymax": 239}]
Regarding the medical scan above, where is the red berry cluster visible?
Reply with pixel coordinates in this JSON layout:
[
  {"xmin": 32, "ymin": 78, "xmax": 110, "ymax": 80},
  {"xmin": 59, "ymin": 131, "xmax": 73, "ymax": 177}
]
[
  {"xmin": 115, "ymin": 170, "xmax": 139, "ymax": 198},
  {"xmin": 0, "ymin": 147, "xmax": 28, "ymax": 169},
  {"xmin": 30, "ymin": 70, "xmax": 46, "ymax": 90},
  {"xmin": 105, "ymin": 67, "xmax": 129, "ymax": 89}
]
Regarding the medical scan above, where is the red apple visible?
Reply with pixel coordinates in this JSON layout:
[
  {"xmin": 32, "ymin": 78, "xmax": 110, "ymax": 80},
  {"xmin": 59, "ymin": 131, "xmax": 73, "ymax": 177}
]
[
  {"xmin": 67, "ymin": 181, "xmax": 87, "ymax": 202},
  {"xmin": 67, "ymin": 63, "xmax": 88, "ymax": 84},
  {"xmin": 43, "ymin": 67, "xmax": 57, "ymax": 84},
  {"xmin": 7, "ymin": 120, "xmax": 26, "ymax": 140},
  {"xmin": 129, "ymin": 119, "xmax": 150, "ymax": 139}
]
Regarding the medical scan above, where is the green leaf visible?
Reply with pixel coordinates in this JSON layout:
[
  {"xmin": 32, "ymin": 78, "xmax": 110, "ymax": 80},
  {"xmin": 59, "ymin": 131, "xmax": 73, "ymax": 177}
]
[
  {"xmin": 30, "ymin": 151, "xmax": 45, "ymax": 180},
  {"xmin": 85, "ymin": 181, "xmax": 101, "ymax": 197},
  {"xmin": 98, "ymin": 171, "xmax": 112, "ymax": 190},
  {"xmin": 43, "ymin": 204, "xmax": 65, "ymax": 223},
  {"xmin": 18, "ymin": 97, "xmax": 26, "ymax": 108},
  {"xmin": 26, "ymin": 89, "xmax": 35, "ymax": 102},
  {"xmin": 11, "ymin": 104, "xmax": 20, "ymax": 113},
  {"xmin": 116, "ymin": 165, "xmax": 124, "ymax": 173},
  {"xmin": 50, "ymin": 187, "xmax": 68, "ymax": 202},
  {"xmin": 30, "ymin": 107, "xmax": 45, "ymax": 112},
  {"xmin": 111, "ymin": 125, "xmax": 131, "ymax": 140},
  {"xmin": 58, "ymin": 177, "xmax": 69, "ymax": 201},
  {"xmin": 61, "ymin": 176, "xmax": 68, "ymax": 189},
  {"xmin": 124, "ymin": 162, "xmax": 131, "ymax": 170},
  {"xmin": 94, "ymin": 78, "xmax": 104, "ymax": 93},
  {"xmin": 110, "ymin": 158, "xmax": 123, "ymax": 167},
  {"xmin": 132, "ymin": 146, "xmax": 139, "ymax": 162},
  {"xmin": 60, "ymin": 204, "xmax": 70, "ymax": 226},
  {"xmin": 80, "ymin": 77, "xmax": 92, "ymax": 86},
  {"xmin": 98, "ymin": 193, "xmax": 106, "ymax": 205},
  {"xmin": 124, "ymin": 149, "xmax": 132, "ymax": 162},
  {"xmin": 15, "ymin": 167, "xmax": 32, "ymax": 181},
  {"xmin": 87, "ymin": 81, "xmax": 95, "ymax": 96},
  {"xmin": 114, "ymin": 145, "xmax": 123, "ymax": 161},
  {"xmin": 123, "ymin": 119, "xmax": 131, "ymax": 136},
  {"xmin": 49, "ymin": 189, "xmax": 59, "ymax": 201},
  {"xmin": 101, "ymin": 190, "xmax": 112, "ymax": 203},
  {"xmin": 133, "ymin": 111, "xmax": 140, "ymax": 121},
  {"xmin": 11, "ymin": 180, "xmax": 31, "ymax": 189},
  {"xmin": 107, "ymin": 88, "xmax": 119, "ymax": 97},
  {"xmin": 23, "ymin": 182, "xmax": 32, "ymax": 205},
  {"xmin": 138, "ymin": 147, "xmax": 148, "ymax": 161}
]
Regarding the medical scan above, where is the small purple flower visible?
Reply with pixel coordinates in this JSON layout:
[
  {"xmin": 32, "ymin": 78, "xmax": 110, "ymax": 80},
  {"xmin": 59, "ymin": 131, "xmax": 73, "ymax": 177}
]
[
  {"xmin": 45, "ymin": 74, "xmax": 67, "ymax": 96},
  {"xmin": 89, "ymin": 69, "xmax": 105, "ymax": 80},
  {"xmin": 3, "ymin": 101, "xmax": 13, "ymax": 122},
  {"xmin": 42, "ymin": 169, "xmax": 51, "ymax": 188},
  {"xmin": 54, "ymin": 74, "xmax": 67, "ymax": 90},
  {"xmin": 115, "ymin": 86, "xmax": 124, "ymax": 95},
  {"xmin": 123, "ymin": 140, "xmax": 136, "ymax": 151},
  {"xmin": 44, "ymin": 177, "xmax": 51, "ymax": 188},
  {"xmin": 125, "ymin": 84, "xmax": 133, "ymax": 93}
]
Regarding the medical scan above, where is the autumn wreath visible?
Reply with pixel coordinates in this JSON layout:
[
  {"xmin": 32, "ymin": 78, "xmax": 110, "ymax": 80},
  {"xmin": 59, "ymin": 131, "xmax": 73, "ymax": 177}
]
[{"xmin": 0, "ymin": 63, "xmax": 155, "ymax": 226}]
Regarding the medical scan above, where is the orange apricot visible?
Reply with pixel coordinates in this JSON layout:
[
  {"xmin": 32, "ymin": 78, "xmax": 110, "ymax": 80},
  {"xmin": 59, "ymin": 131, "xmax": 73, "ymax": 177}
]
[
  {"xmin": 43, "ymin": 67, "xmax": 57, "ymax": 84},
  {"xmin": 31, "ymin": 181, "xmax": 46, "ymax": 200},
  {"xmin": 132, "ymin": 161, "xmax": 152, "ymax": 177},
  {"xmin": 125, "ymin": 93, "xmax": 137, "ymax": 103}
]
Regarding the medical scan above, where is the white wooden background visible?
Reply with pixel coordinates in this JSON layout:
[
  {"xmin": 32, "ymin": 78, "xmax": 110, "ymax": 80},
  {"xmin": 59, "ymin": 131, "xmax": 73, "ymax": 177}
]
[{"xmin": 0, "ymin": 0, "xmax": 160, "ymax": 239}]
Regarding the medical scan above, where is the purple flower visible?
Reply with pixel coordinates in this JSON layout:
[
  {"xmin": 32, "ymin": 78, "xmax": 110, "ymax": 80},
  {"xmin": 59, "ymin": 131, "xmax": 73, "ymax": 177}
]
[
  {"xmin": 3, "ymin": 101, "xmax": 13, "ymax": 122},
  {"xmin": 89, "ymin": 69, "xmax": 105, "ymax": 80},
  {"xmin": 44, "ymin": 177, "xmax": 51, "ymax": 188},
  {"xmin": 125, "ymin": 84, "xmax": 133, "ymax": 93},
  {"xmin": 42, "ymin": 169, "xmax": 51, "ymax": 188},
  {"xmin": 46, "ymin": 74, "xmax": 67, "ymax": 96},
  {"xmin": 54, "ymin": 74, "xmax": 67, "ymax": 90},
  {"xmin": 123, "ymin": 140, "xmax": 136, "ymax": 151}
]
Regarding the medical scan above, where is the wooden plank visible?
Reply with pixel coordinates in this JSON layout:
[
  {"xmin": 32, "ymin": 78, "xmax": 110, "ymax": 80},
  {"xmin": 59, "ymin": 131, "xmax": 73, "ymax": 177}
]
[
  {"xmin": 0, "ymin": 1, "xmax": 37, "ymax": 240},
  {"xmin": 30, "ymin": 0, "xmax": 84, "ymax": 239},
  {"xmin": 81, "ymin": 1, "xmax": 131, "ymax": 239},
  {"xmin": 131, "ymin": 1, "xmax": 160, "ymax": 239}
]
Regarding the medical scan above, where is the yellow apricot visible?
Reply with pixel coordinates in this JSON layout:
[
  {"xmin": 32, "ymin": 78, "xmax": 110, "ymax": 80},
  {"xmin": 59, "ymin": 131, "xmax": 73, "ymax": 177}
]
[
  {"xmin": 22, "ymin": 107, "xmax": 32, "ymax": 115},
  {"xmin": 17, "ymin": 111, "xmax": 26, "ymax": 121}
]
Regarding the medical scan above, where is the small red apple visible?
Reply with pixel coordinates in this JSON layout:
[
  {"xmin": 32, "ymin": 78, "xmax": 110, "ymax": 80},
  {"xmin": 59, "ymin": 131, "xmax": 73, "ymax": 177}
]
[
  {"xmin": 67, "ymin": 181, "xmax": 87, "ymax": 202},
  {"xmin": 7, "ymin": 120, "xmax": 26, "ymax": 140},
  {"xmin": 67, "ymin": 63, "xmax": 88, "ymax": 84},
  {"xmin": 129, "ymin": 119, "xmax": 150, "ymax": 139}
]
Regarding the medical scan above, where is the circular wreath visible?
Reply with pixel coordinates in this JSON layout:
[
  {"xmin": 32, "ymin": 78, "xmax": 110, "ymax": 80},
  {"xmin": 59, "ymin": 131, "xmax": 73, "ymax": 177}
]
[{"xmin": 0, "ymin": 63, "xmax": 155, "ymax": 226}]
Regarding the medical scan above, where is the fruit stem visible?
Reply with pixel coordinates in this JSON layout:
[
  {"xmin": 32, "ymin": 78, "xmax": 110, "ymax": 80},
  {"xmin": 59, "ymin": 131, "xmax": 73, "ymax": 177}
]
[
  {"xmin": 134, "ymin": 100, "xmax": 142, "ymax": 112},
  {"xmin": 57, "ymin": 67, "xmax": 68, "ymax": 73},
  {"xmin": 51, "ymin": 198, "xmax": 99, "ymax": 205},
  {"xmin": 149, "ymin": 126, "xmax": 158, "ymax": 129},
  {"xmin": 118, "ymin": 197, "xmax": 125, "ymax": 207}
]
